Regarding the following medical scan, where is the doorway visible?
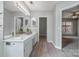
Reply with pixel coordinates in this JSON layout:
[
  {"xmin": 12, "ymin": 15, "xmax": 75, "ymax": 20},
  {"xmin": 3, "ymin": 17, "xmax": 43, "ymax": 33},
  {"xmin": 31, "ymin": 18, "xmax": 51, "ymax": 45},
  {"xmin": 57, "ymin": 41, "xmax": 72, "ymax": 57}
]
[
  {"xmin": 39, "ymin": 17, "xmax": 47, "ymax": 42},
  {"xmin": 62, "ymin": 5, "xmax": 79, "ymax": 56}
]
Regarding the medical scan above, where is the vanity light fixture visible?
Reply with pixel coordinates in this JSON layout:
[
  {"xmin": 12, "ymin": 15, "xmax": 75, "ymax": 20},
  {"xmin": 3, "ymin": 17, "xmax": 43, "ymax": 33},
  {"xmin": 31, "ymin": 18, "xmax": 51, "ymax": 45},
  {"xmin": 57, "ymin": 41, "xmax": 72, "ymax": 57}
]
[
  {"xmin": 31, "ymin": 17, "xmax": 36, "ymax": 21},
  {"xmin": 14, "ymin": 1, "xmax": 30, "ymax": 16}
]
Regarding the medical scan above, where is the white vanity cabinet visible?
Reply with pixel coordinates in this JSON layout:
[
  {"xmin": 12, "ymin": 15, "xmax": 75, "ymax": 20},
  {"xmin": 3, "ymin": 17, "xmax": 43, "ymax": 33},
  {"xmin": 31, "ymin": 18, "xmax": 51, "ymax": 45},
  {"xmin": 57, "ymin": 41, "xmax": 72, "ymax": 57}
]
[
  {"xmin": 4, "ymin": 41, "xmax": 24, "ymax": 57},
  {"xmin": 4, "ymin": 39, "xmax": 32, "ymax": 57},
  {"xmin": 4, "ymin": 32, "xmax": 37, "ymax": 57}
]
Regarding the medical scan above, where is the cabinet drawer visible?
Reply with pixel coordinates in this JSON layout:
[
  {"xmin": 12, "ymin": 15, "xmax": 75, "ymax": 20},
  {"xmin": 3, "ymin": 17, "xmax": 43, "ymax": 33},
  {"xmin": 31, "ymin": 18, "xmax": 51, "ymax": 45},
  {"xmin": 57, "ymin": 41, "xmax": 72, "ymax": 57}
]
[{"xmin": 4, "ymin": 42, "xmax": 24, "ymax": 57}]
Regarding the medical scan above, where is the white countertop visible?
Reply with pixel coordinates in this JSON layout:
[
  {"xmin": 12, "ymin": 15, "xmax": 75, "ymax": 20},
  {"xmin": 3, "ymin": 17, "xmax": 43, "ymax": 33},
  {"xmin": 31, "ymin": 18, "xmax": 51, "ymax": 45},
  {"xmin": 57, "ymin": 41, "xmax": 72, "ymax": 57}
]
[{"xmin": 4, "ymin": 32, "xmax": 37, "ymax": 42}]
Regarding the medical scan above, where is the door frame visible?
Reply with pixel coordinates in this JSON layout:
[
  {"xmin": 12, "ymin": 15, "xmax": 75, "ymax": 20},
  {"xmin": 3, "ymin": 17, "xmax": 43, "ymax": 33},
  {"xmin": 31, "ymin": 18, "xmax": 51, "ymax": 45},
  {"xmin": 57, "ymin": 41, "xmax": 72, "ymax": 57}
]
[
  {"xmin": 38, "ymin": 16, "xmax": 48, "ymax": 42},
  {"xmin": 61, "ymin": 3, "xmax": 79, "ymax": 49}
]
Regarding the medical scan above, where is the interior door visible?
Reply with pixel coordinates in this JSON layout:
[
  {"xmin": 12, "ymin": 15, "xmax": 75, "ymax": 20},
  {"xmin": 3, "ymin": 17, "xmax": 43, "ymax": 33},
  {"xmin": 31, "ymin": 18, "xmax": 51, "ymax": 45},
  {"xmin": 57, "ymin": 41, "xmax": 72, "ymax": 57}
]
[{"xmin": 39, "ymin": 17, "xmax": 47, "ymax": 36}]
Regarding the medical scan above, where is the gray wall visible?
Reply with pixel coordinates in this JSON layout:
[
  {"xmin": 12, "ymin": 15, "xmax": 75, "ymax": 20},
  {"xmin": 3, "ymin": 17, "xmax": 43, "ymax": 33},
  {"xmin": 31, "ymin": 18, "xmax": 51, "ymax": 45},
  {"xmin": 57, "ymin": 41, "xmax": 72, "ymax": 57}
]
[
  {"xmin": 4, "ymin": 9, "xmax": 31, "ymax": 36},
  {"xmin": 4, "ymin": 9, "xmax": 14, "ymax": 36},
  {"xmin": 31, "ymin": 11, "xmax": 54, "ymax": 42},
  {"xmin": 0, "ymin": 1, "xmax": 4, "ymax": 57}
]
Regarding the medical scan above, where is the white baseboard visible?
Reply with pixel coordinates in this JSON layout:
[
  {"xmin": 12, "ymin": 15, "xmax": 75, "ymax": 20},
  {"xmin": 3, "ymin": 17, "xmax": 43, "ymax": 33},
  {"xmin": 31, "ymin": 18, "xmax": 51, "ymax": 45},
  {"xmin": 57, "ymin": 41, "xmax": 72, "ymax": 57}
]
[
  {"xmin": 48, "ymin": 41, "xmax": 62, "ymax": 49},
  {"xmin": 48, "ymin": 41, "xmax": 55, "ymax": 48},
  {"xmin": 55, "ymin": 45, "xmax": 62, "ymax": 49}
]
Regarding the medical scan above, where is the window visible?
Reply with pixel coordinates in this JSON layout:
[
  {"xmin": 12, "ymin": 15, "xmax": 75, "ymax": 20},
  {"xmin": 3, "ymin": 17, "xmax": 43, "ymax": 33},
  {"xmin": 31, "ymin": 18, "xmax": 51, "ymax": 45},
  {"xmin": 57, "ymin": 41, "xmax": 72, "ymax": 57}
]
[{"xmin": 62, "ymin": 21, "xmax": 73, "ymax": 35}]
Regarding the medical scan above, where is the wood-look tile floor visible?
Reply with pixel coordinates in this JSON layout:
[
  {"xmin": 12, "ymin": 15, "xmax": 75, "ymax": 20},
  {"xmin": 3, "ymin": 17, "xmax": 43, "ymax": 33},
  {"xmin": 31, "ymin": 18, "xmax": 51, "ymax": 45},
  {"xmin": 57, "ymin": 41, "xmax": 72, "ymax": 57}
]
[{"xmin": 30, "ymin": 36, "xmax": 79, "ymax": 57}]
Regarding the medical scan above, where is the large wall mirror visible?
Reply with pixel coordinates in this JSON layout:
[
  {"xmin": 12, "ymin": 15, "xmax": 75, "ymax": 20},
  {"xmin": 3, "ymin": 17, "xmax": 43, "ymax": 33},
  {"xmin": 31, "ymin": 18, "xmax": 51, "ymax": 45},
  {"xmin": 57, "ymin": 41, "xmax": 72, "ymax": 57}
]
[
  {"xmin": 15, "ymin": 17, "xmax": 24, "ymax": 34},
  {"xmin": 14, "ymin": 16, "xmax": 29, "ymax": 36},
  {"xmin": 14, "ymin": 16, "xmax": 32, "ymax": 36}
]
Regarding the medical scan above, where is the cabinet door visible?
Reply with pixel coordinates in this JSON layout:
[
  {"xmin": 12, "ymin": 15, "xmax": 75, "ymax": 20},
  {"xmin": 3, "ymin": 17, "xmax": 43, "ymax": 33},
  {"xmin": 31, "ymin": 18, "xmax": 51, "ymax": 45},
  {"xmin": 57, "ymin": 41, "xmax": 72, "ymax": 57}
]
[
  {"xmin": 24, "ymin": 38, "xmax": 32, "ymax": 57},
  {"xmin": 35, "ymin": 34, "xmax": 38, "ymax": 44},
  {"xmin": 32, "ymin": 34, "xmax": 38, "ymax": 47},
  {"xmin": 4, "ymin": 42, "xmax": 24, "ymax": 57}
]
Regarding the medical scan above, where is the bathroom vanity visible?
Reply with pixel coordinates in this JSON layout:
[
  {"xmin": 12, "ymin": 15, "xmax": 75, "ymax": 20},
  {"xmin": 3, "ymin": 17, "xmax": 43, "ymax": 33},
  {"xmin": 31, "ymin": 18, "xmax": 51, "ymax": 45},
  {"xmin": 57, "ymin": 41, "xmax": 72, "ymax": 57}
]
[
  {"xmin": 3, "ymin": 16, "xmax": 38, "ymax": 57},
  {"xmin": 3, "ymin": 15, "xmax": 38, "ymax": 57},
  {"xmin": 4, "ymin": 32, "xmax": 38, "ymax": 57}
]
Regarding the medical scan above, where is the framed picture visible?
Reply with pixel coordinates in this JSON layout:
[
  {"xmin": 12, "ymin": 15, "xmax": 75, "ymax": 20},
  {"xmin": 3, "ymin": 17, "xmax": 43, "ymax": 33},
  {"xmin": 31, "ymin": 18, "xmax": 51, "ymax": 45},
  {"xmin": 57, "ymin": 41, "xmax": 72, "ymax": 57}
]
[{"xmin": 31, "ymin": 17, "xmax": 37, "ymax": 27}]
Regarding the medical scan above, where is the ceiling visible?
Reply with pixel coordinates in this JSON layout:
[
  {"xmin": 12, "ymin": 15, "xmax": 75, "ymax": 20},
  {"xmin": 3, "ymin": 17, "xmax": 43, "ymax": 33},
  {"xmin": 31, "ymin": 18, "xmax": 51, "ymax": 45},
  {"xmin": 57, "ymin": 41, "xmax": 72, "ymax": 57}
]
[
  {"xmin": 4, "ymin": 1, "xmax": 59, "ymax": 12},
  {"xmin": 4, "ymin": 1, "xmax": 20, "ymax": 12},
  {"xmin": 25, "ymin": 1, "xmax": 59, "ymax": 11},
  {"xmin": 63, "ymin": 5, "xmax": 79, "ymax": 13},
  {"xmin": 5, "ymin": 1, "xmax": 79, "ymax": 15},
  {"xmin": 62, "ymin": 5, "xmax": 79, "ymax": 18}
]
